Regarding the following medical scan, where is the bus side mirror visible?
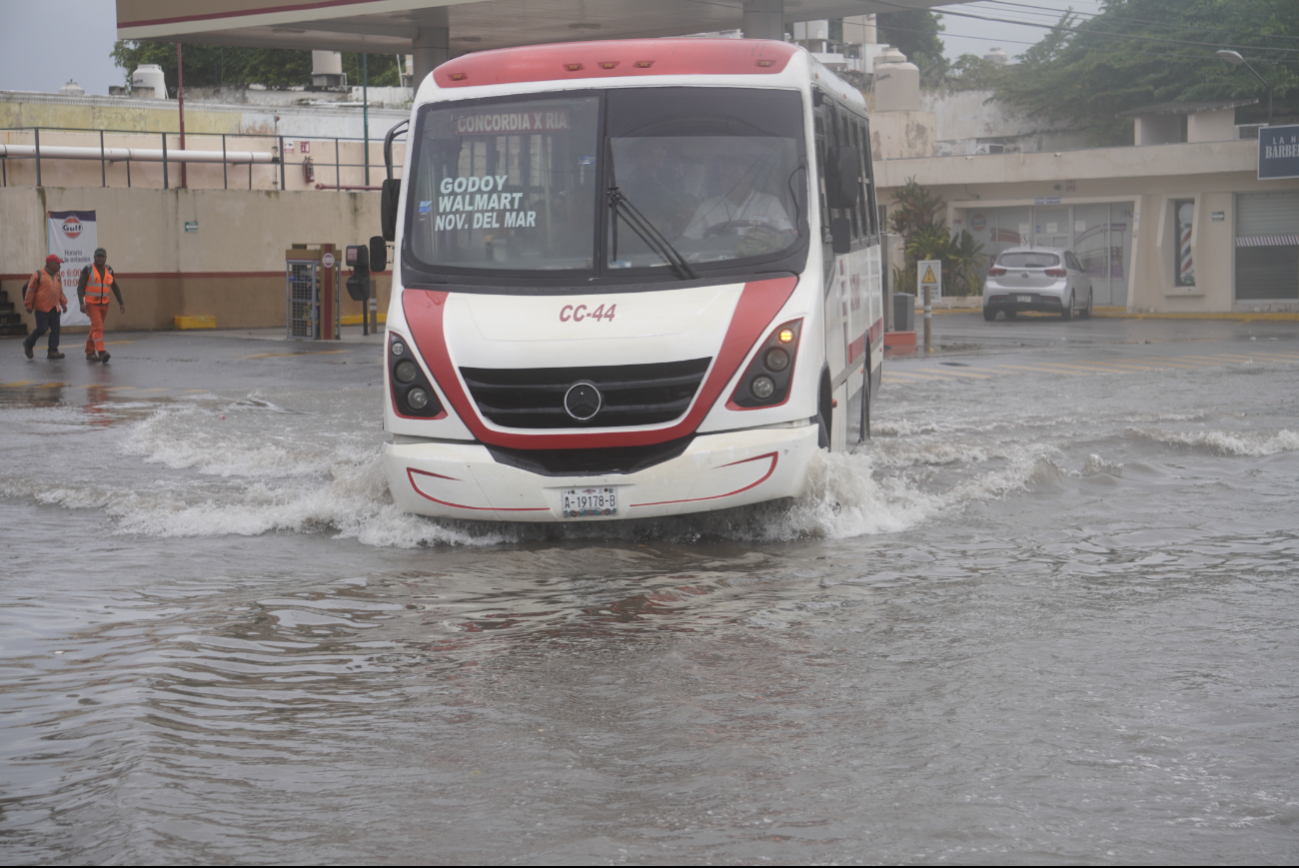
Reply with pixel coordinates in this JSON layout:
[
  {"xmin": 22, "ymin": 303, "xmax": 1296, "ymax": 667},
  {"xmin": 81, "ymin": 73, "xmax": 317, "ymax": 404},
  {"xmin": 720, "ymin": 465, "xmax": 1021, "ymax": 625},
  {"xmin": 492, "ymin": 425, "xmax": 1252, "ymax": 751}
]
[
  {"xmin": 380, "ymin": 178, "xmax": 401, "ymax": 242},
  {"xmin": 831, "ymin": 217, "xmax": 852, "ymax": 254},
  {"xmin": 826, "ymin": 145, "xmax": 860, "ymax": 210},
  {"xmin": 369, "ymin": 235, "xmax": 388, "ymax": 273}
]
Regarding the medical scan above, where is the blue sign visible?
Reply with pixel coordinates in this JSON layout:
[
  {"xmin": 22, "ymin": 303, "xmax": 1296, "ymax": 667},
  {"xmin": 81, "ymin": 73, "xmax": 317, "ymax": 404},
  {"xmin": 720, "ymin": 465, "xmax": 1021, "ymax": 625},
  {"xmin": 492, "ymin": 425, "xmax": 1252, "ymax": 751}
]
[{"xmin": 1258, "ymin": 124, "xmax": 1299, "ymax": 180}]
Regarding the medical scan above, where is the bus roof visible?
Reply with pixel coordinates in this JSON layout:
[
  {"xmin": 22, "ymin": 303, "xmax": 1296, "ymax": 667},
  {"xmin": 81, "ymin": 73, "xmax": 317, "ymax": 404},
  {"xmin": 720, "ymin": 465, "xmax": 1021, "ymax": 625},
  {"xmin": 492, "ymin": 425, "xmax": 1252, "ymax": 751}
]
[{"xmin": 433, "ymin": 39, "xmax": 801, "ymax": 89}]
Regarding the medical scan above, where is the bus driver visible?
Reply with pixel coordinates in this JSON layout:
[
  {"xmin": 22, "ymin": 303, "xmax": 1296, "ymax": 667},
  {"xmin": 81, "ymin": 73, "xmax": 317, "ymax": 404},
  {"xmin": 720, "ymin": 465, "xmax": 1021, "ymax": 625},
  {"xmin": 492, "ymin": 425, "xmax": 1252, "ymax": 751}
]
[{"xmin": 682, "ymin": 157, "xmax": 793, "ymax": 245}]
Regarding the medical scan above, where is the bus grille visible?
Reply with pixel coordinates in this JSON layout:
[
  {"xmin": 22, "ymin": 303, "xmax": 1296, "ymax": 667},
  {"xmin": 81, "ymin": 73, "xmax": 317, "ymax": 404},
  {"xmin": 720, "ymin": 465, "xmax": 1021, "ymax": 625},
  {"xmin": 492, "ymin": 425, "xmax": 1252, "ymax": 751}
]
[{"xmin": 460, "ymin": 358, "xmax": 711, "ymax": 429}]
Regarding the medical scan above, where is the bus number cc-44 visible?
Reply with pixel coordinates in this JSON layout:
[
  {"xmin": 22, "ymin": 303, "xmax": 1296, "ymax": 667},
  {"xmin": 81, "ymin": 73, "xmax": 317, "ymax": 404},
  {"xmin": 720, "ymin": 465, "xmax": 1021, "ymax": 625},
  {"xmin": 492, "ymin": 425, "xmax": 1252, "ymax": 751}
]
[{"xmin": 560, "ymin": 304, "xmax": 616, "ymax": 322}]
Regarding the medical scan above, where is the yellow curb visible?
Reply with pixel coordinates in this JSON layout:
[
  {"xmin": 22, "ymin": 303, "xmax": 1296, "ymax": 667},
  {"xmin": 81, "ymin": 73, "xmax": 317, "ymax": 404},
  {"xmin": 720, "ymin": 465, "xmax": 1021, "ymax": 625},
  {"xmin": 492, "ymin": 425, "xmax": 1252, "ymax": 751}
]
[
  {"xmin": 933, "ymin": 304, "xmax": 1299, "ymax": 322},
  {"xmin": 175, "ymin": 315, "xmax": 216, "ymax": 330},
  {"xmin": 341, "ymin": 313, "xmax": 387, "ymax": 326},
  {"xmin": 1092, "ymin": 310, "xmax": 1299, "ymax": 322}
]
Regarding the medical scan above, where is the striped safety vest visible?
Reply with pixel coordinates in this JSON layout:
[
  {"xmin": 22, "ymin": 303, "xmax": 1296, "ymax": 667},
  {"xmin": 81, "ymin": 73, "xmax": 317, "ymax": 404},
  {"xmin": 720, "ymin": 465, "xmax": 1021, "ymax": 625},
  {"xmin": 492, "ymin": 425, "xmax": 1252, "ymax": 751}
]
[{"xmin": 85, "ymin": 265, "xmax": 114, "ymax": 304}]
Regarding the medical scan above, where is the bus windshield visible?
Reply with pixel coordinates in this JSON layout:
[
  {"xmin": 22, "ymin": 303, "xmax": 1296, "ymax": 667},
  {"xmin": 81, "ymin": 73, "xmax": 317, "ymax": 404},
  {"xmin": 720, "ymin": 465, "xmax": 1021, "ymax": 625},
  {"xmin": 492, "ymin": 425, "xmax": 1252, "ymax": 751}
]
[{"xmin": 404, "ymin": 87, "xmax": 807, "ymax": 281}]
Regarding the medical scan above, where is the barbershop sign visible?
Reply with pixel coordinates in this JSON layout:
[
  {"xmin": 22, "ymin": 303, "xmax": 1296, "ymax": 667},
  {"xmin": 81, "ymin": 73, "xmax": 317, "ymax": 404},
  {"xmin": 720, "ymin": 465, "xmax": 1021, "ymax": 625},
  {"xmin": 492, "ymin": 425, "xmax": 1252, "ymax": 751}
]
[{"xmin": 1258, "ymin": 124, "xmax": 1299, "ymax": 180}]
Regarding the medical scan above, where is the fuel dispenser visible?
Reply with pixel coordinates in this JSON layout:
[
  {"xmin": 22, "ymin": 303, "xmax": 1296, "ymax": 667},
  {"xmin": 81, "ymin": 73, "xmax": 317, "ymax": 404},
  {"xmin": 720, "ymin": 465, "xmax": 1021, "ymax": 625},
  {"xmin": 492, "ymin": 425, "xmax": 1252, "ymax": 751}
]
[{"xmin": 285, "ymin": 244, "xmax": 341, "ymax": 340}]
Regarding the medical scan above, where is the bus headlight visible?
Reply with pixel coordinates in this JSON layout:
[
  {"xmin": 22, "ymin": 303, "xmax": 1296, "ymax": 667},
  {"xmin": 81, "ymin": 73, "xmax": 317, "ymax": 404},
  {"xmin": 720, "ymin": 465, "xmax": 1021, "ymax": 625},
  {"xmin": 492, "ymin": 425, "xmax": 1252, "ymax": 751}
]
[
  {"xmin": 729, "ymin": 319, "xmax": 803, "ymax": 409},
  {"xmin": 394, "ymin": 360, "xmax": 418, "ymax": 383},
  {"xmin": 388, "ymin": 334, "xmax": 443, "ymax": 418}
]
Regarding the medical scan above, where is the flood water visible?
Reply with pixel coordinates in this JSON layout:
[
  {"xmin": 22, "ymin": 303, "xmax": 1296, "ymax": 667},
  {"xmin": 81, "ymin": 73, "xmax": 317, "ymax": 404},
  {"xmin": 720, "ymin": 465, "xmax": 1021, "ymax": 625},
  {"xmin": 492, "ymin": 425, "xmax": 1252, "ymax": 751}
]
[{"xmin": 2, "ymin": 323, "xmax": 1298, "ymax": 864}]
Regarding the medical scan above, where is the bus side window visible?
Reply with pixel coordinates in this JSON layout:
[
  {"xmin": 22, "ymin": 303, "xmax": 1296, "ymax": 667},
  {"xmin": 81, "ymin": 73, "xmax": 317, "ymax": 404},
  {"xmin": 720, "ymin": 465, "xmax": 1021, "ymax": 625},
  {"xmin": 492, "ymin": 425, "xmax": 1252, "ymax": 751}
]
[
  {"xmin": 814, "ymin": 101, "xmax": 831, "ymax": 249},
  {"xmin": 848, "ymin": 117, "xmax": 864, "ymax": 242},
  {"xmin": 861, "ymin": 117, "xmax": 878, "ymax": 239}
]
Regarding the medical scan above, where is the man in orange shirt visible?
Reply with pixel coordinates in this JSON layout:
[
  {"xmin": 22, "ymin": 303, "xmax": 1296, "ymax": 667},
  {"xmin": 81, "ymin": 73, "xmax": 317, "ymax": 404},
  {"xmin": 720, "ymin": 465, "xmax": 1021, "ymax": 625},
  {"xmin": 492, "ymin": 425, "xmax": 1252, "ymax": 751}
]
[
  {"xmin": 77, "ymin": 247, "xmax": 125, "ymax": 363},
  {"xmin": 22, "ymin": 254, "xmax": 69, "ymax": 360}
]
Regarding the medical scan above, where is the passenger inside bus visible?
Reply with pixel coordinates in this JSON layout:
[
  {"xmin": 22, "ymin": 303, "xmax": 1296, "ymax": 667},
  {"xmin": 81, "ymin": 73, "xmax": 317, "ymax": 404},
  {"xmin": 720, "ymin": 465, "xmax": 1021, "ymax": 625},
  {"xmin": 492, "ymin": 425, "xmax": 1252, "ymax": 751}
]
[{"xmin": 681, "ymin": 157, "xmax": 794, "ymax": 256}]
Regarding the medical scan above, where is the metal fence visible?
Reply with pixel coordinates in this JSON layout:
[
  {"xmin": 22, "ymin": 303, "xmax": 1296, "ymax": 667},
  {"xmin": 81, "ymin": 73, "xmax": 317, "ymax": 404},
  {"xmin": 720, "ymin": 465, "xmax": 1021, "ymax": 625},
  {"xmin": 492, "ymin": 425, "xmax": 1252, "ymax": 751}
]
[{"xmin": 0, "ymin": 126, "xmax": 405, "ymax": 192}]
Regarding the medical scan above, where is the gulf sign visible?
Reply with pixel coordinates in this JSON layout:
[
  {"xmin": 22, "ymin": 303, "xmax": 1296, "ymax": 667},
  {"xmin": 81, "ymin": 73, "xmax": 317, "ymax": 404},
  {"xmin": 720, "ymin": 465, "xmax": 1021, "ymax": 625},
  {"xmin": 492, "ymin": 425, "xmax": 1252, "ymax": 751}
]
[{"xmin": 61, "ymin": 217, "xmax": 83, "ymax": 239}]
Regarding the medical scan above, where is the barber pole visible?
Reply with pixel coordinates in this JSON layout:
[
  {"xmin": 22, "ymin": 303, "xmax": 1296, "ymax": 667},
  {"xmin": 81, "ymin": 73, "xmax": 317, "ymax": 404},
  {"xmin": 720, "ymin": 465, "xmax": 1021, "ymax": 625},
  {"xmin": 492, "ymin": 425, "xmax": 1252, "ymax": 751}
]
[{"xmin": 1178, "ymin": 202, "xmax": 1195, "ymax": 286}]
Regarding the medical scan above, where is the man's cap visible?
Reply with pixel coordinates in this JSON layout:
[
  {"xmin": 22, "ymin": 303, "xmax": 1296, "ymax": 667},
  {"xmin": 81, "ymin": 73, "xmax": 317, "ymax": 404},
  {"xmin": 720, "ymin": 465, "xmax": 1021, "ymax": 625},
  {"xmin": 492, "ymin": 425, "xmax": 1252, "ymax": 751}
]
[
  {"xmin": 45, "ymin": 254, "xmax": 62, "ymax": 264},
  {"xmin": 94, "ymin": 247, "xmax": 106, "ymax": 257}
]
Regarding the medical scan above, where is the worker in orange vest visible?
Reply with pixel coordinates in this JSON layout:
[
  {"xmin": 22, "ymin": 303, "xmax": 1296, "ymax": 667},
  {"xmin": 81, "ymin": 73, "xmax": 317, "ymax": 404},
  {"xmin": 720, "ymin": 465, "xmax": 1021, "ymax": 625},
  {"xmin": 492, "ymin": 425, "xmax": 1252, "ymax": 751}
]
[
  {"xmin": 77, "ymin": 247, "xmax": 125, "ymax": 363},
  {"xmin": 22, "ymin": 254, "xmax": 69, "ymax": 360}
]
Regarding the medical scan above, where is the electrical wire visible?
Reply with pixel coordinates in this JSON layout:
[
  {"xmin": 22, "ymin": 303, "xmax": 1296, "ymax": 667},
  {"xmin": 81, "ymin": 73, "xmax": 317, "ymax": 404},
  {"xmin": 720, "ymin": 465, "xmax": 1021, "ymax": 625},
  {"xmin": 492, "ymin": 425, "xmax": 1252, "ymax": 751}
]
[
  {"xmin": 973, "ymin": 0, "xmax": 1299, "ymax": 41},
  {"xmin": 870, "ymin": 0, "xmax": 1299, "ymax": 56}
]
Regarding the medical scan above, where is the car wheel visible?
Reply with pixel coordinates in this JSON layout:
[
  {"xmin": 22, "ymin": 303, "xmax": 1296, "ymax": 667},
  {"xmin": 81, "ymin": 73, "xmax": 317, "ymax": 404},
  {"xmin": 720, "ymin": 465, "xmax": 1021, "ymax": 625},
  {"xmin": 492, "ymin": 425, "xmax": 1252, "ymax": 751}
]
[
  {"xmin": 1061, "ymin": 292, "xmax": 1074, "ymax": 321},
  {"xmin": 983, "ymin": 307, "xmax": 997, "ymax": 322},
  {"xmin": 1080, "ymin": 290, "xmax": 1093, "ymax": 319},
  {"xmin": 1005, "ymin": 310, "xmax": 1017, "ymax": 319}
]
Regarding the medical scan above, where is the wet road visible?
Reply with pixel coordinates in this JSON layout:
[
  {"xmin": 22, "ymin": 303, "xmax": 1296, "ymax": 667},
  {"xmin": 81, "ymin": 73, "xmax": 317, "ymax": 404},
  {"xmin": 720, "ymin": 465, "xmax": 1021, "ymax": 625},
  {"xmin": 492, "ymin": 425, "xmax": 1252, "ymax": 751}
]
[{"xmin": 2, "ymin": 314, "xmax": 1298, "ymax": 864}]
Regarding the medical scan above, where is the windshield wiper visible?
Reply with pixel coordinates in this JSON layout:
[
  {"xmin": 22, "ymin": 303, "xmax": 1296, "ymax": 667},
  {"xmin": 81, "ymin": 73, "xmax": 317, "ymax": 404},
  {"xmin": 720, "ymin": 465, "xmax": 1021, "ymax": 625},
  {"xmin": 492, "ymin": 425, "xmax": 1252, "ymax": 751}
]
[{"xmin": 608, "ymin": 187, "xmax": 697, "ymax": 281}]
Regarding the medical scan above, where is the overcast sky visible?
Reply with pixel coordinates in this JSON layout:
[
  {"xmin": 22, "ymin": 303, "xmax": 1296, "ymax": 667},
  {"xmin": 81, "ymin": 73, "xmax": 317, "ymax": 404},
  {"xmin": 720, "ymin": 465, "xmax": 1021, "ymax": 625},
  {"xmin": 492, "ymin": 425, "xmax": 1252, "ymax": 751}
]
[{"xmin": 0, "ymin": 0, "xmax": 1106, "ymax": 97}]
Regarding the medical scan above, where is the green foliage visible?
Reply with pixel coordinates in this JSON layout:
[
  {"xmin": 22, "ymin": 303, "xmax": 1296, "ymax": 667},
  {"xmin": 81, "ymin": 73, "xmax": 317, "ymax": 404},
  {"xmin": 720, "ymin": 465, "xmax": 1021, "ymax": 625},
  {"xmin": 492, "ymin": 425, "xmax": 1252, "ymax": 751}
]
[
  {"xmin": 944, "ymin": 54, "xmax": 1011, "ymax": 93},
  {"xmin": 887, "ymin": 178, "xmax": 945, "ymax": 241},
  {"xmin": 111, "ymin": 42, "xmax": 403, "ymax": 92},
  {"xmin": 945, "ymin": 229, "xmax": 988, "ymax": 296},
  {"xmin": 889, "ymin": 179, "xmax": 985, "ymax": 296},
  {"xmin": 877, "ymin": 8, "xmax": 949, "ymax": 84},
  {"xmin": 988, "ymin": 0, "xmax": 1299, "ymax": 144}
]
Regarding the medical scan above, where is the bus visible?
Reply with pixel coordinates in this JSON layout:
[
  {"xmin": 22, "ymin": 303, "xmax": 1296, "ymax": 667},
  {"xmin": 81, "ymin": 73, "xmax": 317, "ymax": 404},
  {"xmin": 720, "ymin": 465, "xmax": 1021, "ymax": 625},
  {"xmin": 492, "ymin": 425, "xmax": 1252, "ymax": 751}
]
[{"xmin": 377, "ymin": 38, "xmax": 883, "ymax": 522}]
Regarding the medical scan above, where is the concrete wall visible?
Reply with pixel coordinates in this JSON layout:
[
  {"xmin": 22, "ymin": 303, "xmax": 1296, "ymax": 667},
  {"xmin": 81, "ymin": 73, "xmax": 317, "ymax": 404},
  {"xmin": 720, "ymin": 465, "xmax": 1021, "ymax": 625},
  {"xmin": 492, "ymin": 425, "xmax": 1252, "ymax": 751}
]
[
  {"xmin": 918, "ymin": 89, "xmax": 1091, "ymax": 156},
  {"xmin": 1, "ymin": 186, "xmax": 390, "ymax": 332},
  {"xmin": 875, "ymin": 140, "xmax": 1299, "ymax": 313},
  {"xmin": 1187, "ymin": 108, "xmax": 1237, "ymax": 143}
]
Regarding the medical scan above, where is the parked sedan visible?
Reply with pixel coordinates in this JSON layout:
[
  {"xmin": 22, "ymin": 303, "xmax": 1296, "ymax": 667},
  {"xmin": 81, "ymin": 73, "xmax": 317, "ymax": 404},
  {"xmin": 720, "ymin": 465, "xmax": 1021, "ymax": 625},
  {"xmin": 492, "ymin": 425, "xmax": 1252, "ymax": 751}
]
[{"xmin": 983, "ymin": 247, "xmax": 1093, "ymax": 321}]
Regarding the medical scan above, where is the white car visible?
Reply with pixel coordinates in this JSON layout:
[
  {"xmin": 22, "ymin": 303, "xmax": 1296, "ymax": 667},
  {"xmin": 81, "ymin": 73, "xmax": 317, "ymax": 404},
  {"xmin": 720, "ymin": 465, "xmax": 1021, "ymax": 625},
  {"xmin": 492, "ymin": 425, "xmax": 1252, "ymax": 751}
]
[{"xmin": 983, "ymin": 247, "xmax": 1093, "ymax": 321}]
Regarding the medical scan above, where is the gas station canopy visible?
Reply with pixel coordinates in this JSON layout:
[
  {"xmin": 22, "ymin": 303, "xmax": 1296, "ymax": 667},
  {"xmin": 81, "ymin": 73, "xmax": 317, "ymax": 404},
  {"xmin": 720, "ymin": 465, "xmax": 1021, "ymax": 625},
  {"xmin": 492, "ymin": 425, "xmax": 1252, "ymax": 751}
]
[{"xmin": 116, "ymin": 0, "xmax": 963, "ymax": 84}]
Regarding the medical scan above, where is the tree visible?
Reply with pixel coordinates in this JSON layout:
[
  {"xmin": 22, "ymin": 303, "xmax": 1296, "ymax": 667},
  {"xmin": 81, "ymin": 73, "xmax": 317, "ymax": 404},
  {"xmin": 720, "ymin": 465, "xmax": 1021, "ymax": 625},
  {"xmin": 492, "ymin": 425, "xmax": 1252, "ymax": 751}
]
[
  {"xmin": 111, "ymin": 42, "xmax": 402, "ymax": 93},
  {"xmin": 944, "ymin": 53, "xmax": 1011, "ymax": 92},
  {"xmin": 876, "ymin": 8, "xmax": 948, "ymax": 84},
  {"xmin": 888, "ymin": 179, "xmax": 985, "ymax": 296},
  {"xmin": 989, "ymin": 0, "xmax": 1299, "ymax": 145}
]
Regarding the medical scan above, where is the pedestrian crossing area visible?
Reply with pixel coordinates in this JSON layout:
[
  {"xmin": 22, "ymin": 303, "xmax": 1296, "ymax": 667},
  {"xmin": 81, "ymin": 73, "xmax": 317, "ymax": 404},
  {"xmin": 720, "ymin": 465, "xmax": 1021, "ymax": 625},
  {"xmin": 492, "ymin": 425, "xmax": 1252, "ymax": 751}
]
[{"xmin": 883, "ymin": 348, "xmax": 1299, "ymax": 385}]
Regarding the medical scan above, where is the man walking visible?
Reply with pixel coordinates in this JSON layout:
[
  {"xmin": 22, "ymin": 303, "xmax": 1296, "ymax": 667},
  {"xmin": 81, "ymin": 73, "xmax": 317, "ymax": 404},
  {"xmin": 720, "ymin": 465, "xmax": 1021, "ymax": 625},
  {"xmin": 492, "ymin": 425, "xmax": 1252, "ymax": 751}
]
[
  {"xmin": 22, "ymin": 255, "xmax": 68, "ymax": 360},
  {"xmin": 77, "ymin": 247, "xmax": 125, "ymax": 363}
]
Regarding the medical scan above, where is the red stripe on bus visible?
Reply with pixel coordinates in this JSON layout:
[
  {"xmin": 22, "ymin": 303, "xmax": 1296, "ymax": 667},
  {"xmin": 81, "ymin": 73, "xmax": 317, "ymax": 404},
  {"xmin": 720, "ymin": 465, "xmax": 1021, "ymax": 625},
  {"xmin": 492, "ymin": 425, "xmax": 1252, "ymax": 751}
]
[
  {"xmin": 407, "ymin": 467, "xmax": 549, "ymax": 512},
  {"xmin": 402, "ymin": 276, "xmax": 797, "ymax": 450}
]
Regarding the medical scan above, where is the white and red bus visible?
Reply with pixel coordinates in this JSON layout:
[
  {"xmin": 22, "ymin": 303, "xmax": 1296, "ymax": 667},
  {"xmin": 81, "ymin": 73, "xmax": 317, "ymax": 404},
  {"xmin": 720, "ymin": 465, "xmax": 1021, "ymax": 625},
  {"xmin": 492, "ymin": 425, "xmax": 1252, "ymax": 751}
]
[{"xmin": 377, "ymin": 38, "xmax": 883, "ymax": 522}]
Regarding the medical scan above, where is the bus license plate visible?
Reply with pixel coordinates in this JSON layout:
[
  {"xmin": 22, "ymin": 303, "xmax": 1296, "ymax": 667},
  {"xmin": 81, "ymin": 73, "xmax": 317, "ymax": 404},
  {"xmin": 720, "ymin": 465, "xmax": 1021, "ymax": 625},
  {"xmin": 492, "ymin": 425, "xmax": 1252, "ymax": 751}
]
[{"xmin": 562, "ymin": 487, "xmax": 619, "ymax": 518}]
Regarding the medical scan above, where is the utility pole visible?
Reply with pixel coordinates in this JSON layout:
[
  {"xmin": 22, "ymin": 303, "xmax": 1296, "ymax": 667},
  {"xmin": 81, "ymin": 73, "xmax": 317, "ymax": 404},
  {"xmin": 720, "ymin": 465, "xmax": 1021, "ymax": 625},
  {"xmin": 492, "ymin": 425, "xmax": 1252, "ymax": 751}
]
[
  {"xmin": 362, "ymin": 53, "xmax": 370, "ymax": 186},
  {"xmin": 177, "ymin": 43, "xmax": 187, "ymax": 189}
]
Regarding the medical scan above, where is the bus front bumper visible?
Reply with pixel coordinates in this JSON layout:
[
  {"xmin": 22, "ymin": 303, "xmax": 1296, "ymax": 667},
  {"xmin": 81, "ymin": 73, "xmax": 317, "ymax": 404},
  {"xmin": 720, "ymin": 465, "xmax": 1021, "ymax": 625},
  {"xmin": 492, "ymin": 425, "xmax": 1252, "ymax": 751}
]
[{"xmin": 383, "ymin": 424, "xmax": 819, "ymax": 522}]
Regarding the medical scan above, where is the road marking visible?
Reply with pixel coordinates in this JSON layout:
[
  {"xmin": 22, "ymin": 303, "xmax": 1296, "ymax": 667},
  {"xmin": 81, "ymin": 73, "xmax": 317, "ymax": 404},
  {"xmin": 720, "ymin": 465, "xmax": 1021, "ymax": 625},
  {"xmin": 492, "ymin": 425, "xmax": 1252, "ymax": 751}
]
[{"xmin": 984, "ymin": 363, "xmax": 1088, "ymax": 376}]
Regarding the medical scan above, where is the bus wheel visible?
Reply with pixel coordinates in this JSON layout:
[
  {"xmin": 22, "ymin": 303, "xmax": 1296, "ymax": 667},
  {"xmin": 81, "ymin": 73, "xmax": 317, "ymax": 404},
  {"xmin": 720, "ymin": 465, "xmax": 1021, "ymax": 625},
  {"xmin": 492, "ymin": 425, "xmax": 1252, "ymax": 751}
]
[
  {"xmin": 818, "ymin": 370, "xmax": 833, "ymax": 450},
  {"xmin": 861, "ymin": 372, "xmax": 871, "ymax": 442}
]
